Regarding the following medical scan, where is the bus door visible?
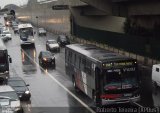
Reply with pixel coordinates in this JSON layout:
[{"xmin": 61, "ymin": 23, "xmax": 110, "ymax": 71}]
[{"xmin": 95, "ymin": 67, "xmax": 102, "ymax": 106}]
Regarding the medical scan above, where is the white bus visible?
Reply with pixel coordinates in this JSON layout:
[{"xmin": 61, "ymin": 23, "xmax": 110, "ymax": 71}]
[{"xmin": 18, "ymin": 23, "xmax": 35, "ymax": 45}]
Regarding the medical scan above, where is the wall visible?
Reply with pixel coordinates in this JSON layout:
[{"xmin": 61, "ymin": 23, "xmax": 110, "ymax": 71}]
[{"xmin": 16, "ymin": 1, "xmax": 70, "ymax": 34}]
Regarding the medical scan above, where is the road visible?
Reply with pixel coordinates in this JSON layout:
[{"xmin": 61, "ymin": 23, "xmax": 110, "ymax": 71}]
[{"xmin": 1, "ymin": 17, "xmax": 160, "ymax": 113}]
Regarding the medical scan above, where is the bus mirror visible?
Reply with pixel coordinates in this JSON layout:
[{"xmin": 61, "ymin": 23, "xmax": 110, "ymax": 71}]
[
  {"xmin": 9, "ymin": 57, "xmax": 12, "ymax": 63},
  {"xmin": 34, "ymin": 31, "xmax": 36, "ymax": 34},
  {"xmin": 9, "ymin": 58, "xmax": 12, "ymax": 63}
]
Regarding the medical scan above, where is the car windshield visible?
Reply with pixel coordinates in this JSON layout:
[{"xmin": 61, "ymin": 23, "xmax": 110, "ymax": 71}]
[
  {"xmin": 42, "ymin": 52, "xmax": 52, "ymax": 57},
  {"xmin": 39, "ymin": 28, "xmax": 45, "ymax": 31},
  {"xmin": 0, "ymin": 92, "xmax": 18, "ymax": 100},
  {"xmin": 8, "ymin": 80, "xmax": 26, "ymax": 87},
  {"xmin": 48, "ymin": 40, "xmax": 57, "ymax": 44},
  {"xmin": 60, "ymin": 36, "xmax": 67, "ymax": 41}
]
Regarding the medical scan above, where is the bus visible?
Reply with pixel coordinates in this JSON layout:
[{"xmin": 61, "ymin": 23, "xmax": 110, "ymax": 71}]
[
  {"xmin": 0, "ymin": 39, "xmax": 12, "ymax": 82},
  {"xmin": 65, "ymin": 44, "xmax": 140, "ymax": 106},
  {"xmin": 18, "ymin": 23, "xmax": 35, "ymax": 45}
]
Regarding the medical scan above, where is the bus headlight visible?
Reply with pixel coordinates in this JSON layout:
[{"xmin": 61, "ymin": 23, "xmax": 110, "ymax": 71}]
[
  {"xmin": 43, "ymin": 58, "xmax": 47, "ymax": 61},
  {"xmin": 32, "ymin": 39, "xmax": 34, "ymax": 41},
  {"xmin": 5, "ymin": 71, "xmax": 9, "ymax": 74},
  {"xmin": 25, "ymin": 91, "xmax": 30, "ymax": 94}
]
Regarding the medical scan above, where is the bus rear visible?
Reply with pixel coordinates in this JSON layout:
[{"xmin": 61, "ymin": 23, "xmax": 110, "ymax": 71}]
[{"xmin": 98, "ymin": 60, "xmax": 140, "ymax": 105}]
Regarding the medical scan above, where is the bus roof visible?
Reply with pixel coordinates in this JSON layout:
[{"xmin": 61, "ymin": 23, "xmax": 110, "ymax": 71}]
[
  {"xmin": 66, "ymin": 44, "xmax": 134, "ymax": 62},
  {"xmin": 18, "ymin": 23, "xmax": 33, "ymax": 29},
  {"xmin": 0, "ymin": 39, "xmax": 6, "ymax": 50}
]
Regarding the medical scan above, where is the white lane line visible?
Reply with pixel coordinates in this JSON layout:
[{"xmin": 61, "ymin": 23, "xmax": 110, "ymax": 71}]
[
  {"xmin": 132, "ymin": 102, "xmax": 144, "ymax": 108},
  {"xmin": 21, "ymin": 48, "xmax": 95, "ymax": 113}
]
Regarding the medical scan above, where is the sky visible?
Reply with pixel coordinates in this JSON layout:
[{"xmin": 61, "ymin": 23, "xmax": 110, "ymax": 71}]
[{"xmin": 0, "ymin": 0, "xmax": 28, "ymax": 8}]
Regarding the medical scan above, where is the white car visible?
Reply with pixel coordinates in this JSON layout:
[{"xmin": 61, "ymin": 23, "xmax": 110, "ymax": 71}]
[
  {"xmin": 1, "ymin": 30, "xmax": 12, "ymax": 41},
  {"xmin": 38, "ymin": 28, "xmax": 47, "ymax": 36},
  {"xmin": 152, "ymin": 64, "xmax": 160, "ymax": 88},
  {"xmin": 0, "ymin": 96, "xmax": 14, "ymax": 113},
  {"xmin": 0, "ymin": 85, "xmax": 23, "ymax": 113},
  {"xmin": 46, "ymin": 40, "xmax": 60, "ymax": 52}
]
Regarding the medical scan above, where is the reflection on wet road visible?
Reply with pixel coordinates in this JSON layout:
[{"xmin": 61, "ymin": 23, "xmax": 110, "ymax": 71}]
[{"xmin": 21, "ymin": 47, "xmax": 37, "ymax": 74}]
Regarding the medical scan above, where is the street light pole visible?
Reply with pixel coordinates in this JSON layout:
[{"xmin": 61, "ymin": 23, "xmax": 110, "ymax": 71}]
[
  {"xmin": 36, "ymin": 16, "xmax": 38, "ymax": 27},
  {"xmin": 36, "ymin": 16, "xmax": 38, "ymax": 37}
]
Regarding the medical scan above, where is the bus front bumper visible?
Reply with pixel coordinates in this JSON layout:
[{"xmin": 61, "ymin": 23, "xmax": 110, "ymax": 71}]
[
  {"xmin": 101, "ymin": 95, "xmax": 140, "ymax": 105},
  {"xmin": 0, "ymin": 72, "xmax": 9, "ymax": 80},
  {"xmin": 20, "ymin": 40, "xmax": 35, "ymax": 45}
]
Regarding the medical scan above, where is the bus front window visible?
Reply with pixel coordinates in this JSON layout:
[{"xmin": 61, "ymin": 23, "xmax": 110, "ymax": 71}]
[
  {"xmin": 104, "ymin": 72, "xmax": 122, "ymax": 91},
  {"xmin": 103, "ymin": 69, "xmax": 138, "ymax": 91}
]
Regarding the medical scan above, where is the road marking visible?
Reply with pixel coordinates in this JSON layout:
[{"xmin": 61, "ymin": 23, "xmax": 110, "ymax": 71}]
[
  {"xmin": 132, "ymin": 102, "xmax": 144, "ymax": 108},
  {"xmin": 21, "ymin": 48, "xmax": 95, "ymax": 113}
]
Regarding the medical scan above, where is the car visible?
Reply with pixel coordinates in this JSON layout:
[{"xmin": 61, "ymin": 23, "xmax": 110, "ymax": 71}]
[
  {"xmin": 57, "ymin": 35, "xmax": 70, "ymax": 47},
  {"xmin": 8, "ymin": 77, "xmax": 31, "ymax": 101},
  {"xmin": 1, "ymin": 30, "xmax": 12, "ymax": 41},
  {"xmin": 0, "ymin": 96, "xmax": 14, "ymax": 113},
  {"xmin": 152, "ymin": 64, "xmax": 160, "ymax": 88},
  {"xmin": 46, "ymin": 40, "xmax": 60, "ymax": 52},
  {"xmin": 38, "ymin": 51, "xmax": 56, "ymax": 68},
  {"xmin": 13, "ymin": 26, "xmax": 19, "ymax": 34},
  {"xmin": 0, "ymin": 85, "xmax": 23, "ymax": 113},
  {"xmin": 38, "ymin": 28, "xmax": 47, "ymax": 36}
]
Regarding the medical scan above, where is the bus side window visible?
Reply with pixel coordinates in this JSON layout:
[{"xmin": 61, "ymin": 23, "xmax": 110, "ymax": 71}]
[
  {"xmin": 65, "ymin": 49, "xmax": 69, "ymax": 62},
  {"xmin": 85, "ymin": 60, "xmax": 91, "ymax": 75},
  {"xmin": 74, "ymin": 54, "xmax": 76, "ymax": 66},
  {"xmin": 69, "ymin": 51, "xmax": 72, "ymax": 64},
  {"xmin": 79, "ymin": 57, "xmax": 82, "ymax": 69},
  {"xmin": 81, "ymin": 58, "xmax": 86, "ymax": 72}
]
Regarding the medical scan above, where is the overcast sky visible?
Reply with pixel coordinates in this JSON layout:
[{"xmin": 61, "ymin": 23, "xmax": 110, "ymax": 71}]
[
  {"xmin": 0, "ymin": 0, "xmax": 28, "ymax": 8},
  {"xmin": 0, "ymin": 0, "xmax": 57, "ymax": 8}
]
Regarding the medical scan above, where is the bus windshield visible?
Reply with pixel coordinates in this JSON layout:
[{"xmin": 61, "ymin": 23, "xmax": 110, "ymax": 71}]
[
  {"xmin": 103, "ymin": 68, "xmax": 138, "ymax": 91},
  {"xmin": 19, "ymin": 27, "xmax": 33, "ymax": 36}
]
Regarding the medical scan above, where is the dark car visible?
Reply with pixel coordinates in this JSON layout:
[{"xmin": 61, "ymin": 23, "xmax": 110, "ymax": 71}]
[
  {"xmin": 46, "ymin": 40, "xmax": 60, "ymax": 52},
  {"xmin": 38, "ymin": 28, "xmax": 47, "ymax": 36},
  {"xmin": 57, "ymin": 35, "xmax": 70, "ymax": 47},
  {"xmin": 38, "ymin": 51, "xmax": 56, "ymax": 68},
  {"xmin": 8, "ymin": 77, "xmax": 31, "ymax": 101},
  {"xmin": 13, "ymin": 26, "xmax": 19, "ymax": 34}
]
